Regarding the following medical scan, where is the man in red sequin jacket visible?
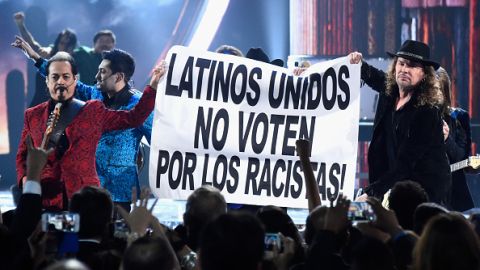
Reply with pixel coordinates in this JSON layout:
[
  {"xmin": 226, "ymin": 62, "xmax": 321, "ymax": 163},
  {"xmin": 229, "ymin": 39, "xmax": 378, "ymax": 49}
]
[{"xmin": 15, "ymin": 50, "xmax": 165, "ymax": 210}]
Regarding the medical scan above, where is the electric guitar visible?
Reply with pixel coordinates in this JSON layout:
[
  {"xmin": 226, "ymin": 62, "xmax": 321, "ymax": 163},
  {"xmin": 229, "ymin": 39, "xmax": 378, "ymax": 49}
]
[
  {"xmin": 450, "ymin": 156, "xmax": 480, "ymax": 173},
  {"xmin": 40, "ymin": 103, "xmax": 62, "ymax": 149}
]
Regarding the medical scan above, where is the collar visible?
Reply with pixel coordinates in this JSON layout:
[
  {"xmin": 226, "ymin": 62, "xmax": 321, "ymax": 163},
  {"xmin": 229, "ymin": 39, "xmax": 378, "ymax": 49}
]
[
  {"xmin": 48, "ymin": 98, "xmax": 74, "ymax": 111},
  {"xmin": 102, "ymin": 84, "xmax": 134, "ymax": 109}
]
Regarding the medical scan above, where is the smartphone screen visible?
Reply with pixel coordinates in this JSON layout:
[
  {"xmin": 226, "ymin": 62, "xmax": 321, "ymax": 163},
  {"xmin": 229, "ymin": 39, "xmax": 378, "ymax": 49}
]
[
  {"xmin": 42, "ymin": 212, "xmax": 80, "ymax": 232},
  {"xmin": 348, "ymin": 202, "xmax": 376, "ymax": 222},
  {"xmin": 113, "ymin": 220, "xmax": 130, "ymax": 239},
  {"xmin": 264, "ymin": 233, "xmax": 281, "ymax": 251}
]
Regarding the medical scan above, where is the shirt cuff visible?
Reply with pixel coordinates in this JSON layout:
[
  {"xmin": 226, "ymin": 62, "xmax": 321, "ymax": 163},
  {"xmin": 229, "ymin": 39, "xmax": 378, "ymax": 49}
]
[{"xmin": 23, "ymin": 180, "xmax": 41, "ymax": 195}]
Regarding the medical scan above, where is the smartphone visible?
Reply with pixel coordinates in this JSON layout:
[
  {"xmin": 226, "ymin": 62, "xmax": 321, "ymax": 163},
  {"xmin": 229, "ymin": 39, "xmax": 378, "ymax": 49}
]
[
  {"xmin": 264, "ymin": 233, "xmax": 282, "ymax": 251},
  {"xmin": 348, "ymin": 202, "xmax": 376, "ymax": 222},
  {"xmin": 113, "ymin": 220, "xmax": 130, "ymax": 239},
  {"xmin": 41, "ymin": 212, "xmax": 80, "ymax": 233}
]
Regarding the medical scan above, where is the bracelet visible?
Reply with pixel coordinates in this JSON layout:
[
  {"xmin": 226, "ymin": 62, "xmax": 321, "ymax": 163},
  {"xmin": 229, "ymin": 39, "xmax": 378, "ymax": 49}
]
[{"xmin": 180, "ymin": 251, "xmax": 197, "ymax": 270}]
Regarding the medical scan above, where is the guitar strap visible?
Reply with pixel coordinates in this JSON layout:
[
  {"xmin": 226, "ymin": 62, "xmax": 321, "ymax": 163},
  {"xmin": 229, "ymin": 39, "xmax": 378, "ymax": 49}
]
[{"xmin": 47, "ymin": 99, "xmax": 85, "ymax": 148}]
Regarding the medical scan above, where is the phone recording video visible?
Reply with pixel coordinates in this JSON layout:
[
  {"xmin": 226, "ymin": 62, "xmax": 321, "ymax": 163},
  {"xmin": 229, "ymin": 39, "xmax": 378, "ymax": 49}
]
[
  {"xmin": 113, "ymin": 220, "xmax": 130, "ymax": 239},
  {"xmin": 264, "ymin": 233, "xmax": 282, "ymax": 251},
  {"xmin": 41, "ymin": 212, "xmax": 80, "ymax": 233},
  {"xmin": 348, "ymin": 202, "xmax": 376, "ymax": 222}
]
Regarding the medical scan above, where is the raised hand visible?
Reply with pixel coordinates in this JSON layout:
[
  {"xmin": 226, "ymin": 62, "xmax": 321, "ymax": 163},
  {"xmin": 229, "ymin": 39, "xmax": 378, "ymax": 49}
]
[
  {"xmin": 117, "ymin": 187, "xmax": 159, "ymax": 236},
  {"xmin": 149, "ymin": 61, "xmax": 167, "ymax": 89},
  {"xmin": 324, "ymin": 194, "xmax": 350, "ymax": 234},
  {"xmin": 11, "ymin": 35, "xmax": 41, "ymax": 61},
  {"xmin": 13, "ymin": 11, "xmax": 25, "ymax": 24},
  {"xmin": 349, "ymin": 51, "xmax": 363, "ymax": 64},
  {"xmin": 26, "ymin": 135, "xmax": 54, "ymax": 180},
  {"xmin": 366, "ymin": 196, "xmax": 402, "ymax": 237}
]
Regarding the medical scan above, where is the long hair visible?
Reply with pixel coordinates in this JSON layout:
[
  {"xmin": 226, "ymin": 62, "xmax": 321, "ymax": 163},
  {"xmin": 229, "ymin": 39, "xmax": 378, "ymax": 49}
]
[
  {"xmin": 436, "ymin": 67, "xmax": 452, "ymax": 116},
  {"xmin": 384, "ymin": 57, "xmax": 444, "ymax": 108},
  {"xmin": 413, "ymin": 212, "xmax": 480, "ymax": 270},
  {"xmin": 51, "ymin": 28, "xmax": 78, "ymax": 56}
]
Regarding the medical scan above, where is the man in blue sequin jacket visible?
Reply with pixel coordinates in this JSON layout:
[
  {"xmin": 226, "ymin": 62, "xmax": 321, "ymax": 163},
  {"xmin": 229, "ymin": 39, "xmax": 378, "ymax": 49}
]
[{"xmin": 32, "ymin": 48, "xmax": 152, "ymax": 212}]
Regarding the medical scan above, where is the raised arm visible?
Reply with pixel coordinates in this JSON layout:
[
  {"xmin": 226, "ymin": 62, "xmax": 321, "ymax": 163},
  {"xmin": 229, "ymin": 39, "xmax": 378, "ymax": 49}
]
[
  {"xmin": 296, "ymin": 139, "xmax": 321, "ymax": 211},
  {"xmin": 12, "ymin": 36, "xmax": 97, "ymax": 101},
  {"xmin": 348, "ymin": 51, "xmax": 387, "ymax": 93},
  {"xmin": 102, "ymin": 63, "xmax": 166, "ymax": 132},
  {"xmin": 13, "ymin": 12, "xmax": 51, "ymax": 58}
]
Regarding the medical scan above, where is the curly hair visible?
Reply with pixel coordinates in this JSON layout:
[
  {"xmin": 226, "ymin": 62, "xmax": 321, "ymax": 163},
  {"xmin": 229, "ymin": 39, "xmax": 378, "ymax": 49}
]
[{"xmin": 384, "ymin": 57, "xmax": 444, "ymax": 108}]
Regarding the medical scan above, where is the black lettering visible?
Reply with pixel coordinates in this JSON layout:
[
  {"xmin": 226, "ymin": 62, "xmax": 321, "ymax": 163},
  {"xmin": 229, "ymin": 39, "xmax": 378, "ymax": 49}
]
[
  {"xmin": 245, "ymin": 157, "xmax": 260, "ymax": 195},
  {"xmin": 307, "ymin": 73, "xmax": 321, "ymax": 110},
  {"xmin": 168, "ymin": 151, "xmax": 183, "ymax": 189},
  {"xmin": 284, "ymin": 76, "xmax": 302, "ymax": 109},
  {"xmin": 182, "ymin": 152, "xmax": 197, "ymax": 190},
  {"xmin": 247, "ymin": 67, "xmax": 262, "ymax": 106},
  {"xmin": 290, "ymin": 161, "xmax": 303, "ymax": 199},
  {"xmin": 212, "ymin": 109, "xmax": 229, "ymax": 151},
  {"xmin": 156, "ymin": 150, "xmax": 170, "ymax": 188},
  {"xmin": 201, "ymin": 154, "xmax": 211, "ymax": 185},
  {"xmin": 282, "ymin": 116, "xmax": 299, "ymax": 156},
  {"xmin": 194, "ymin": 107, "xmax": 212, "ymax": 149},
  {"xmin": 340, "ymin": 164, "xmax": 347, "ymax": 190},
  {"xmin": 165, "ymin": 53, "xmax": 180, "ymax": 96},
  {"xmin": 283, "ymin": 160, "xmax": 292, "ymax": 198},
  {"xmin": 239, "ymin": 111, "xmax": 254, "ymax": 152},
  {"xmin": 258, "ymin": 159, "xmax": 272, "ymax": 196},
  {"xmin": 206, "ymin": 61, "xmax": 217, "ymax": 100},
  {"xmin": 269, "ymin": 71, "xmax": 284, "ymax": 108},
  {"xmin": 272, "ymin": 159, "xmax": 286, "ymax": 197},
  {"xmin": 214, "ymin": 62, "xmax": 233, "ymax": 102},
  {"xmin": 227, "ymin": 156, "xmax": 240, "ymax": 193},
  {"xmin": 179, "ymin": 56, "xmax": 194, "ymax": 98},
  {"xmin": 327, "ymin": 163, "xmax": 340, "ymax": 200},
  {"xmin": 195, "ymin": 58, "xmax": 211, "ymax": 99},
  {"xmin": 213, "ymin": 155, "xmax": 228, "ymax": 190},
  {"xmin": 269, "ymin": 115, "xmax": 284, "ymax": 155},
  {"xmin": 298, "ymin": 116, "xmax": 316, "ymax": 141},
  {"xmin": 337, "ymin": 65, "xmax": 350, "ymax": 110},
  {"xmin": 300, "ymin": 77, "xmax": 309, "ymax": 109},
  {"xmin": 252, "ymin": 113, "xmax": 268, "ymax": 154},
  {"xmin": 322, "ymin": 67, "xmax": 337, "ymax": 110},
  {"xmin": 231, "ymin": 64, "xmax": 247, "ymax": 104},
  {"xmin": 316, "ymin": 162, "xmax": 327, "ymax": 200}
]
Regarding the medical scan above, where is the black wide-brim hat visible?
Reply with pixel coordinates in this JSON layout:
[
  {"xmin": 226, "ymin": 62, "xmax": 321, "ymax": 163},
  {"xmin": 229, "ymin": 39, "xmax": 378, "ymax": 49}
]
[
  {"xmin": 246, "ymin": 47, "xmax": 284, "ymax": 67},
  {"xmin": 386, "ymin": 40, "xmax": 440, "ymax": 69}
]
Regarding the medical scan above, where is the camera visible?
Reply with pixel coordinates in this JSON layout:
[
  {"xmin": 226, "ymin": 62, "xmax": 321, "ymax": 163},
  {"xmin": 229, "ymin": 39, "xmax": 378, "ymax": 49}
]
[
  {"xmin": 41, "ymin": 212, "xmax": 80, "ymax": 233},
  {"xmin": 348, "ymin": 202, "xmax": 376, "ymax": 222}
]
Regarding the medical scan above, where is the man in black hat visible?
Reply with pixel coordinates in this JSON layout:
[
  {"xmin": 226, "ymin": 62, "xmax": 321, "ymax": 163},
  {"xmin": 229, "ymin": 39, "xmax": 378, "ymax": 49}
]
[{"xmin": 349, "ymin": 40, "xmax": 451, "ymax": 206}]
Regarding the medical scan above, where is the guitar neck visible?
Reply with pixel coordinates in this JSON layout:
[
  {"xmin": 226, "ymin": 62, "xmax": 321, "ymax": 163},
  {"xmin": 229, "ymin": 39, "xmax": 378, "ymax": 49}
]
[{"xmin": 450, "ymin": 159, "xmax": 469, "ymax": 173}]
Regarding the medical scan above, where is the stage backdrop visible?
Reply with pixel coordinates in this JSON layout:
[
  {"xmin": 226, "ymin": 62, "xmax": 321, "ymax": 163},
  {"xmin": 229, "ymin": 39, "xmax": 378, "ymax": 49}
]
[{"xmin": 149, "ymin": 46, "xmax": 360, "ymax": 208}]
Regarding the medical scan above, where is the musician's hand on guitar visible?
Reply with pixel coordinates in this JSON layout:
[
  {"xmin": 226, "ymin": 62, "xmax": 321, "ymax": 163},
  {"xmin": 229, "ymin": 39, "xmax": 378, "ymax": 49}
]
[
  {"xmin": 442, "ymin": 120, "xmax": 449, "ymax": 141},
  {"xmin": 26, "ymin": 135, "xmax": 53, "ymax": 181}
]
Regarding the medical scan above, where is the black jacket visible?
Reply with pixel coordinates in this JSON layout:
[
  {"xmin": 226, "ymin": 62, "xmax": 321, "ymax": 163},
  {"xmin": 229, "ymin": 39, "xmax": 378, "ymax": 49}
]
[
  {"xmin": 361, "ymin": 62, "xmax": 451, "ymax": 205},
  {"xmin": 445, "ymin": 108, "xmax": 474, "ymax": 211}
]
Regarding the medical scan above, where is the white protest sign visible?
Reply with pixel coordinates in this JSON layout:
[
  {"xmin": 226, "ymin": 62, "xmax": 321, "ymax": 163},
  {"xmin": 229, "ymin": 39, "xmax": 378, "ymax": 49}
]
[{"xmin": 149, "ymin": 45, "xmax": 360, "ymax": 208}]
